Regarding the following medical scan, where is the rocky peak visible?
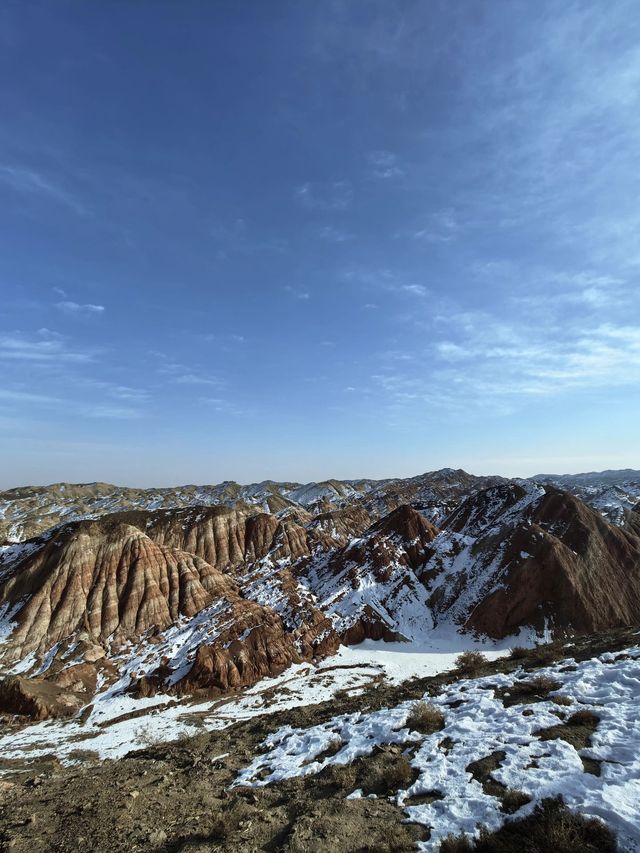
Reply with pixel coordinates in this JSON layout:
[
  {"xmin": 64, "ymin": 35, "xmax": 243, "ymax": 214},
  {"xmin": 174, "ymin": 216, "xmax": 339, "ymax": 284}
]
[
  {"xmin": 371, "ymin": 504, "xmax": 439, "ymax": 544},
  {"xmin": 443, "ymin": 481, "xmax": 543, "ymax": 537}
]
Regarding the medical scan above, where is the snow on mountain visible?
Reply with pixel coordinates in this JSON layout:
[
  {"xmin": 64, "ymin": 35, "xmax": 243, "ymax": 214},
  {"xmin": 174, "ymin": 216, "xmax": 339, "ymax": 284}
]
[{"xmin": 530, "ymin": 469, "xmax": 640, "ymax": 525}]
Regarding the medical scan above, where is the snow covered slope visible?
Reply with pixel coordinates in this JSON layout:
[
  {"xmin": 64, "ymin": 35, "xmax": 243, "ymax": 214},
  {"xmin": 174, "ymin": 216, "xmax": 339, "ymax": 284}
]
[{"xmin": 236, "ymin": 643, "xmax": 640, "ymax": 852}]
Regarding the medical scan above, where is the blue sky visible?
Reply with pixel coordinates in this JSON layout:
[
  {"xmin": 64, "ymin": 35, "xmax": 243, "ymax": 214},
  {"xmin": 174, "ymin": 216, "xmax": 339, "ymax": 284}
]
[{"xmin": 1, "ymin": 1, "xmax": 639, "ymax": 487}]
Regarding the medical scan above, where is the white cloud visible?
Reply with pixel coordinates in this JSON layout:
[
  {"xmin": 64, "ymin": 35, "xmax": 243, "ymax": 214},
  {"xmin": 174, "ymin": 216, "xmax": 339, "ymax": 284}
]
[
  {"xmin": 412, "ymin": 209, "xmax": 459, "ymax": 243},
  {"xmin": 56, "ymin": 301, "xmax": 105, "ymax": 315},
  {"xmin": 108, "ymin": 385, "xmax": 150, "ymax": 402},
  {"xmin": 173, "ymin": 373, "xmax": 223, "ymax": 387},
  {"xmin": 0, "ymin": 333, "xmax": 93, "ymax": 363},
  {"xmin": 210, "ymin": 218, "xmax": 287, "ymax": 257},
  {"xmin": 401, "ymin": 284, "xmax": 428, "ymax": 297},
  {"xmin": 82, "ymin": 404, "xmax": 143, "ymax": 420},
  {"xmin": 199, "ymin": 397, "xmax": 244, "ymax": 416}
]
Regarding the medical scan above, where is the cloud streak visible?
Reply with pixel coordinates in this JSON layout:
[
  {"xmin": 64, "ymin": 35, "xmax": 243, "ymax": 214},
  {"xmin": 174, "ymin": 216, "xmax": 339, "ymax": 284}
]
[
  {"xmin": 56, "ymin": 301, "xmax": 105, "ymax": 315},
  {"xmin": 0, "ymin": 165, "xmax": 86, "ymax": 215}
]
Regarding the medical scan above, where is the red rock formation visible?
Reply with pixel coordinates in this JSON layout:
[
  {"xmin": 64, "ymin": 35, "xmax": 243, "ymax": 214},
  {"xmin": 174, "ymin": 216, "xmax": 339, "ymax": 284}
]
[
  {"xmin": 438, "ymin": 486, "xmax": 640, "ymax": 638},
  {"xmin": 0, "ymin": 519, "xmax": 243, "ymax": 660},
  {"xmin": 0, "ymin": 511, "xmax": 340, "ymax": 708}
]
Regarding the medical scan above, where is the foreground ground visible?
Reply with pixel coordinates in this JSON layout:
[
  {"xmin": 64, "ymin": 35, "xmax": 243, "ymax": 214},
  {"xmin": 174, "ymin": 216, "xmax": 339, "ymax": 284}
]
[{"xmin": 0, "ymin": 628, "xmax": 638, "ymax": 852}]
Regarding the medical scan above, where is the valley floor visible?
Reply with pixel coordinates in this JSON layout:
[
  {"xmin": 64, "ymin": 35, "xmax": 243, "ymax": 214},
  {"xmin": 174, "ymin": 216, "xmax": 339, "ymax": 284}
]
[{"xmin": 0, "ymin": 628, "xmax": 638, "ymax": 852}]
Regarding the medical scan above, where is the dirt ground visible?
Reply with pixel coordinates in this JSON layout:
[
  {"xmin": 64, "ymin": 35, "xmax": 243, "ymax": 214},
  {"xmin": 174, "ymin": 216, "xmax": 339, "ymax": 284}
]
[{"xmin": 0, "ymin": 628, "xmax": 636, "ymax": 853}]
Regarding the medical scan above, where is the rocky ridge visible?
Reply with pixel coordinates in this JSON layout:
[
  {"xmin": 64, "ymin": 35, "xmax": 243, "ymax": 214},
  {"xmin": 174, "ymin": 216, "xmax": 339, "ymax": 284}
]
[{"xmin": 1, "ymin": 469, "xmax": 639, "ymax": 720}]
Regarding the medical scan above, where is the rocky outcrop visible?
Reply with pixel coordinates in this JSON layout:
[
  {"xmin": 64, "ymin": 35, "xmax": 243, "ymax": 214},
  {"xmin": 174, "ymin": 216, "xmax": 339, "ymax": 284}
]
[
  {"xmin": 0, "ymin": 675, "xmax": 87, "ymax": 720},
  {"xmin": 0, "ymin": 519, "xmax": 243, "ymax": 660},
  {"xmin": 428, "ymin": 484, "xmax": 640, "ymax": 638},
  {"xmin": 298, "ymin": 505, "xmax": 440, "ymax": 642},
  {"xmin": 0, "ymin": 510, "xmax": 341, "ymax": 712}
]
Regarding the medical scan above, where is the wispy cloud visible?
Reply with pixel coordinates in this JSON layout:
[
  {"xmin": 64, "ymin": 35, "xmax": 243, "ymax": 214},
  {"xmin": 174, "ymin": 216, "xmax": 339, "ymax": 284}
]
[
  {"xmin": 367, "ymin": 150, "xmax": 404, "ymax": 180},
  {"xmin": 0, "ymin": 332, "xmax": 93, "ymax": 364},
  {"xmin": 173, "ymin": 373, "xmax": 223, "ymax": 387},
  {"xmin": 315, "ymin": 225, "xmax": 354, "ymax": 242},
  {"xmin": 411, "ymin": 209, "xmax": 460, "ymax": 243},
  {"xmin": 431, "ymin": 314, "xmax": 640, "ymax": 400},
  {"xmin": 294, "ymin": 181, "xmax": 353, "ymax": 210},
  {"xmin": 342, "ymin": 266, "xmax": 430, "ymax": 302},
  {"xmin": 201, "ymin": 332, "xmax": 246, "ymax": 347},
  {"xmin": 154, "ymin": 355, "xmax": 226, "ymax": 390},
  {"xmin": 81, "ymin": 404, "xmax": 143, "ymax": 420},
  {"xmin": 283, "ymin": 285, "xmax": 311, "ymax": 300},
  {"xmin": 0, "ymin": 165, "xmax": 86, "ymax": 215},
  {"xmin": 211, "ymin": 218, "xmax": 287, "ymax": 258},
  {"xmin": 199, "ymin": 396, "xmax": 244, "ymax": 416}
]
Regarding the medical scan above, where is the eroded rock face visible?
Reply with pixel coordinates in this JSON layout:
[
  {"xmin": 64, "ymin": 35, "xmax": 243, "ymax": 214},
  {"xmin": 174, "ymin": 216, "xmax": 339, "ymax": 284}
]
[
  {"xmin": 426, "ymin": 484, "xmax": 640, "ymax": 638},
  {"xmin": 464, "ymin": 488, "xmax": 640, "ymax": 637},
  {"xmin": 297, "ymin": 505, "xmax": 440, "ymax": 642},
  {"xmin": 0, "ymin": 519, "xmax": 242, "ymax": 661},
  {"xmin": 0, "ymin": 675, "xmax": 87, "ymax": 720},
  {"xmin": 0, "ymin": 511, "xmax": 341, "ymax": 709}
]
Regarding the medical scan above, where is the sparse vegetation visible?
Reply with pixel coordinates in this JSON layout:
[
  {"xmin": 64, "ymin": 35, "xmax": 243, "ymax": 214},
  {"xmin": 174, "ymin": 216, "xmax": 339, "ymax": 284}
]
[
  {"xmin": 528, "ymin": 674, "xmax": 562, "ymax": 693},
  {"xmin": 137, "ymin": 726, "xmax": 161, "ymax": 747},
  {"xmin": 440, "ymin": 833, "xmax": 475, "ymax": 853},
  {"xmin": 455, "ymin": 650, "xmax": 488, "ymax": 676},
  {"xmin": 508, "ymin": 642, "xmax": 566, "ymax": 666},
  {"xmin": 509, "ymin": 645, "xmax": 530, "ymax": 660},
  {"xmin": 344, "ymin": 746, "xmax": 419, "ymax": 795},
  {"xmin": 302, "ymin": 734, "xmax": 343, "ymax": 766},
  {"xmin": 498, "ymin": 674, "xmax": 562, "ymax": 706},
  {"xmin": 439, "ymin": 797, "xmax": 617, "ymax": 852},
  {"xmin": 528, "ymin": 643, "xmax": 564, "ymax": 665},
  {"xmin": 552, "ymin": 694, "xmax": 574, "ymax": 706},
  {"xmin": 500, "ymin": 788, "xmax": 531, "ymax": 814},
  {"xmin": 405, "ymin": 700, "xmax": 445, "ymax": 733},
  {"xmin": 381, "ymin": 754, "xmax": 416, "ymax": 791},
  {"xmin": 568, "ymin": 708, "xmax": 600, "ymax": 727},
  {"xmin": 536, "ymin": 708, "xmax": 600, "ymax": 750}
]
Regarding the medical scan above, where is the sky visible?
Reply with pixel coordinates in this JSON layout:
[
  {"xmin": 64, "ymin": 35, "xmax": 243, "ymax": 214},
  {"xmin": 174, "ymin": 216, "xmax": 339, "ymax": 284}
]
[{"xmin": 1, "ymin": 0, "xmax": 640, "ymax": 487}]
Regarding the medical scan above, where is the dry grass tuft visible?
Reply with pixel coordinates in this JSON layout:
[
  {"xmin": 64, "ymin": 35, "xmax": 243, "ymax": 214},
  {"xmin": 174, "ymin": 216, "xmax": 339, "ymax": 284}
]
[
  {"xmin": 455, "ymin": 651, "xmax": 488, "ymax": 676},
  {"xmin": 500, "ymin": 788, "xmax": 531, "ymax": 814},
  {"xmin": 509, "ymin": 646, "xmax": 530, "ymax": 660},
  {"xmin": 552, "ymin": 695, "xmax": 573, "ymax": 707},
  {"xmin": 382, "ymin": 755, "xmax": 416, "ymax": 791},
  {"xmin": 406, "ymin": 701, "xmax": 445, "ymax": 734},
  {"xmin": 440, "ymin": 833, "xmax": 475, "ymax": 852},
  {"xmin": 529, "ymin": 643, "xmax": 564, "ymax": 665},
  {"xmin": 527, "ymin": 675, "xmax": 562, "ymax": 693},
  {"xmin": 567, "ymin": 709, "xmax": 600, "ymax": 728},
  {"xmin": 439, "ymin": 797, "xmax": 617, "ymax": 852}
]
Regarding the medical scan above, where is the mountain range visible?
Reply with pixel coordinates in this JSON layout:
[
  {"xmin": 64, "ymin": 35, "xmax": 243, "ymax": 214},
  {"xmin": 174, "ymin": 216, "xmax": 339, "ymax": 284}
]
[{"xmin": 1, "ymin": 468, "xmax": 639, "ymax": 720}]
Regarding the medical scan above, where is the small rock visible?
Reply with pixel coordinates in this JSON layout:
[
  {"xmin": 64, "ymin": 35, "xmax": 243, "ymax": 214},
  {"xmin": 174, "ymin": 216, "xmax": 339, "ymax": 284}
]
[{"xmin": 148, "ymin": 829, "xmax": 167, "ymax": 845}]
